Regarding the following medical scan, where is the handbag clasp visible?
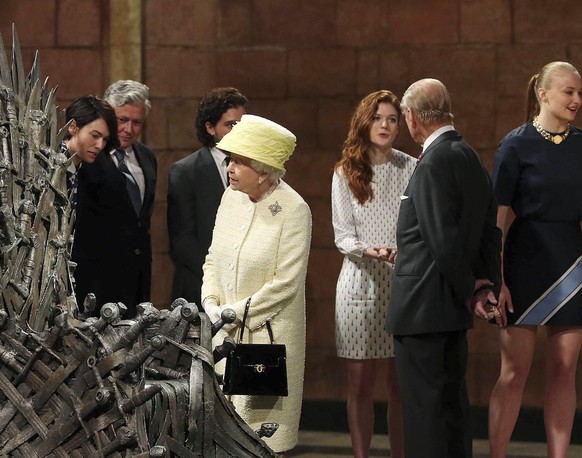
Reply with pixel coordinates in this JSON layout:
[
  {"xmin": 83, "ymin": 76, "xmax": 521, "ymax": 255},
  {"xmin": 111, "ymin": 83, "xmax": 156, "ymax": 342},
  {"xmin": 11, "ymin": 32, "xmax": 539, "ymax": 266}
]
[{"xmin": 253, "ymin": 364, "xmax": 266, "ymax": 373}]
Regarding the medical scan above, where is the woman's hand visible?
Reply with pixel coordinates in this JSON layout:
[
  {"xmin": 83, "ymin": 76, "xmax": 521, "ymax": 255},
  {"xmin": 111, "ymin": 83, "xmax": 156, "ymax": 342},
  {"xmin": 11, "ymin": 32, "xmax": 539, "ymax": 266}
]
[
  {"xmin": 377, "ymin": 246, "xmax": 397, "ymax": 263},
  {"xmin": 203, "ymin": 301, "xmax": 221, "ymax": 324},
  {"xmin": 363, "ymin": 247, "xmax": 381, "ymax": 259},
  {"xmin": 364, "ymin": 246, "xmax": 397, "ymax": 263},
  {"xmin": 497, "ymin": 282, "xmax": 513, "ymax": 327}
]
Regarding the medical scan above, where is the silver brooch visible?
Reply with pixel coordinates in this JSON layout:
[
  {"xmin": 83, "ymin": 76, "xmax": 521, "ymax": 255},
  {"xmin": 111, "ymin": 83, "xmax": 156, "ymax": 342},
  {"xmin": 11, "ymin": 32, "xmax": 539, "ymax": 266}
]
[{"xmin": 269, "ymin": 201, "xmax": 282, "ymax": 216}]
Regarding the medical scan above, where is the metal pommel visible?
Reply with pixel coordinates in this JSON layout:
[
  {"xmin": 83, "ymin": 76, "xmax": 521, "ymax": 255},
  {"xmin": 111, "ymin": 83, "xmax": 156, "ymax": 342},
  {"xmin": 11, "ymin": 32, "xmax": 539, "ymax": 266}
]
[
  {"xmin": 100, "ymin": 303, "xmax": 120, "ymax": 322},
  {"xmin": 221, "ymin": 308, "xmax": 236, "ymax": 324},
  {"xmin": 211, "ymin": 308, "xmax": 237, "ymax": 336},
  {"xmin": 181, "ymin": 303, "xmax": 199, "ymax": 322}
]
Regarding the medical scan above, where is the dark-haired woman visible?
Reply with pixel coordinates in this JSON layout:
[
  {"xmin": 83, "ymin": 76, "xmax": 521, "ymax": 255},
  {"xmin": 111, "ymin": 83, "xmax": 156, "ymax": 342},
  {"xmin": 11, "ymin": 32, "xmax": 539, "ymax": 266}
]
[
  {"xmin": 62, "ymin": 95, "xmax": 119, "ymax": 169},
  {"xmin": 332, "ymin": 90, "xmax": 415, "ymax": 458}
]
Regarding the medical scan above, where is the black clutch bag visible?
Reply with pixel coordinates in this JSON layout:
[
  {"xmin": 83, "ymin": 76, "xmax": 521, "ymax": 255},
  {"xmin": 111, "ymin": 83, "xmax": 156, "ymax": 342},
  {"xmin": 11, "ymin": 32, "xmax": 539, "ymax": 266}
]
[{"xmin": 223, "ymin": 298, "xmax": 288, "ymax": 396}]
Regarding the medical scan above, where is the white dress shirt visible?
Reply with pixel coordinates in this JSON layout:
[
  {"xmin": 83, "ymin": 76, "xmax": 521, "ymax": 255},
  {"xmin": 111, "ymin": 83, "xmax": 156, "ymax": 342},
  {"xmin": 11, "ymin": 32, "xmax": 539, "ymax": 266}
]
[
  {"xmin": 210, "ymin": 146, "xmax": 230, "ymax": 188},
  {"xmin": 422, "ymin": 124, "xmax": 455, "ymax": 153}
]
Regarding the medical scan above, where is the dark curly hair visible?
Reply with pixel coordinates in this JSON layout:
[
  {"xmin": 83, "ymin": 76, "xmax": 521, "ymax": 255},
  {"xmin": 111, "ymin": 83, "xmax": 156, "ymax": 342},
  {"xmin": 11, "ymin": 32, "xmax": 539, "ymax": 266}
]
[{"xmin": 195, "ymin": 87, "xmax": 248, "ymax": 147}]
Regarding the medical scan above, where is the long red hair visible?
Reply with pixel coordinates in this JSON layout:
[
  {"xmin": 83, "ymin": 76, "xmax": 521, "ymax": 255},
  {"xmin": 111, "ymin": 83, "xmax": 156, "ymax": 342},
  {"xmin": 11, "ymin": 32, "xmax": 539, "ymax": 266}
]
[{"xmin": 335, "ymin": 90, "xmax": 401, "ymax": 204}]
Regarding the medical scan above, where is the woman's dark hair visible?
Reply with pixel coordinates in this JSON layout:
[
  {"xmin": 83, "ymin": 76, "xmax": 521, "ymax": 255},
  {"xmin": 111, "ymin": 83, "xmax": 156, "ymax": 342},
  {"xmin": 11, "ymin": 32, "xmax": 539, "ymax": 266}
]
[
  {"xmin": 336, "ymin": 90, "xmax": 401, "ymax": 204},
  {"xmin": 195, "ymin": 87, "xmax": 248, "ymax": 147},
  {"xmin": 64, "ymin": 95, "xmax": 120, "ymax": 152}
]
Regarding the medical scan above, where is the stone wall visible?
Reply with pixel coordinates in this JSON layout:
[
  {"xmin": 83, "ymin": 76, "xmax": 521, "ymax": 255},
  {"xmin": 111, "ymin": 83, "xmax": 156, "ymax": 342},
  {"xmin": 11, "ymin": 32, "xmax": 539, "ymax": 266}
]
[{"xmin": 3, "ymin": 0, "xmax": 582, "ymax": 410}]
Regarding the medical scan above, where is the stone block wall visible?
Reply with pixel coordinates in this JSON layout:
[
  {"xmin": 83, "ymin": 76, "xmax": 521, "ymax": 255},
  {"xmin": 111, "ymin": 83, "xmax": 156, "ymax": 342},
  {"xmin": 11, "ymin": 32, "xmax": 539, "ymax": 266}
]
[{"xmin": 3, "ymin": 0, "xmax": 582, "ymax": 409}]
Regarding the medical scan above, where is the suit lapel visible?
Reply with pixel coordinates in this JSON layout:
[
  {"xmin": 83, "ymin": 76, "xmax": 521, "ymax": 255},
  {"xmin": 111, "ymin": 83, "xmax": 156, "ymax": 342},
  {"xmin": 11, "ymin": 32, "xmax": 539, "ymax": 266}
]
[
  {"xmin": 200, "ymin": 147, "xmax": 227, "ymax": 193},
  {"xmin": 133, "ymin": 143, "xmax": 155, "ymax": 219},
  {"xmin": 405, "ymin": 130, "xmax": 460, "ymax": 193},
  {"xmin": 133, "ymin": 143, "xmax": 153, "ymax": 195}
]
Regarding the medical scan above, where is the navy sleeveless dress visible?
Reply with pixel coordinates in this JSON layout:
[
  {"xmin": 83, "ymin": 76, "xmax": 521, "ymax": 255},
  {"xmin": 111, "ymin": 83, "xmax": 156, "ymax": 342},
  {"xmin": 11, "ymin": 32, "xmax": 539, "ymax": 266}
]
[{"xmin": 492, "ymin": 123, "xmax": 582, "ymax": 326}]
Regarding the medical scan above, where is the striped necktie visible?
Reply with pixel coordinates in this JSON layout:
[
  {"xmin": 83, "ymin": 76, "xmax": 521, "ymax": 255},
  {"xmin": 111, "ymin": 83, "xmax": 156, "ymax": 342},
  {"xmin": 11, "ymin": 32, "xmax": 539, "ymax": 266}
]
[{"xmin": 114, "ymin": 149, "xmax": 142, "ymax": 215}]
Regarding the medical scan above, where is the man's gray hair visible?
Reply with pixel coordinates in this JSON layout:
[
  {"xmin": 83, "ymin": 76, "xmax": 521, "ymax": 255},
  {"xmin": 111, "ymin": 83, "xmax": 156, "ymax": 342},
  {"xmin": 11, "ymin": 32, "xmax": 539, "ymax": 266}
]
[
  {"xmin": 401, "ymin": 78, "xmax": 454, "ymax": 125},
  {"xmin": 104, "ymin": 80, "xmax": 152, "ymax": 114}
]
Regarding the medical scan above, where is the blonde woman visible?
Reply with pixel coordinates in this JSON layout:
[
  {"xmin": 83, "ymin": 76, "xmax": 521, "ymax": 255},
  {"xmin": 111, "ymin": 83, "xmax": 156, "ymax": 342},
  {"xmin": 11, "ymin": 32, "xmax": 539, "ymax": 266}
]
[{"xmin": 489, "ymin": 61, "xmax": 582, "ymax": 458}]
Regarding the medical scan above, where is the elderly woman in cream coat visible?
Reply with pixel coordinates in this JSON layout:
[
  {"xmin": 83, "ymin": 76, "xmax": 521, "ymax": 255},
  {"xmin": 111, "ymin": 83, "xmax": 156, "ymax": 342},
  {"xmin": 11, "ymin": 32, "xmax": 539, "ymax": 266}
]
[{"xmin": 201, "ymin": 114, "xmax": 312, "ymax": 455}]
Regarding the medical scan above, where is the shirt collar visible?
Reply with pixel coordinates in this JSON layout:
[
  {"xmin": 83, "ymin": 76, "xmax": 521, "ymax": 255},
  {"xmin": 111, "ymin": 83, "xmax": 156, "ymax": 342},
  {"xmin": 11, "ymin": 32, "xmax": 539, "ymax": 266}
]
[
  {"xmin": 110, "ymin": 146, "xmax": 135, "ymax": 157},
  {"xmin": 422, "ymin": 124, "xmax": 455, "ymax": 152},
  {"xmin": 210, "ymin": 146, "xmax": 228, "ymax": 162}
]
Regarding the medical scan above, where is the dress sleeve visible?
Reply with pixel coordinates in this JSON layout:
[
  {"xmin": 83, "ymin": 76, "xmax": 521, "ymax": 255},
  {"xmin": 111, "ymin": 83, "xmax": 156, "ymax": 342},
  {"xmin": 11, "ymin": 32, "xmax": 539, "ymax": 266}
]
[
  {"xmin": 331, "ymin": 169, "xmax": 367, "ymax": 258},
  {"xmin": 200, "ymin": 190, "xmax": 230, "ymax": 305},
  {"xmin": 492, "ymin": 138, "xmax": 520, "ymax": 207}
]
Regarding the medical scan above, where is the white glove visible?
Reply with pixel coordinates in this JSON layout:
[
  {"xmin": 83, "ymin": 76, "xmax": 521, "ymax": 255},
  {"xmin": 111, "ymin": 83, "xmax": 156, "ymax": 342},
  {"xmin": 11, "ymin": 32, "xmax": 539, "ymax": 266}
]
[
  {"xmin": 204, "ymin": 302, "xmax": 221, "ymax": 324},
  {"xmin": 222, "ymin": 322, "xmax": 237, "ymax": 333}
]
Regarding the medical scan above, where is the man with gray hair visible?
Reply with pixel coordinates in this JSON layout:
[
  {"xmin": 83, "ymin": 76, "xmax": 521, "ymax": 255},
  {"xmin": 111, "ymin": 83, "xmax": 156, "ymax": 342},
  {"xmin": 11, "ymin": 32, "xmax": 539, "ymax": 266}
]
[
  {"xmin": 387, "ymin": 78, "xmax": 502, "ymax": 457},
  {"xmin": 72, "ymin": 80, "xmax": 157, "ymax": 318}
]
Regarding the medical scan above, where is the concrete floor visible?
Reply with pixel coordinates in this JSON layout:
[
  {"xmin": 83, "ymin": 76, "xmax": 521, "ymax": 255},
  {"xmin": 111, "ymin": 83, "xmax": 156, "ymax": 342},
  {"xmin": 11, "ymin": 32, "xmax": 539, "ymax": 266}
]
[{"xmin": 290, "ymin": 430, "xmax": 582, "ymax": 457}]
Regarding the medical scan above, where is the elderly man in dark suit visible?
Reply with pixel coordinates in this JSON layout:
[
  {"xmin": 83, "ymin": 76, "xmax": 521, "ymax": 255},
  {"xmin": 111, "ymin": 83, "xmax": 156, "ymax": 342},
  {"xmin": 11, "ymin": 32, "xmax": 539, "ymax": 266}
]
[
  {"xmin": 72, "ymin": 80, "xmax": 157, "ymax": 318},
  {"xmin": 387, "ymin": 78, "xmax": 502, "ymax": 458},
  {"xmin": 167, "ymin": 87, "xmax": 248, "ymax": 308}
]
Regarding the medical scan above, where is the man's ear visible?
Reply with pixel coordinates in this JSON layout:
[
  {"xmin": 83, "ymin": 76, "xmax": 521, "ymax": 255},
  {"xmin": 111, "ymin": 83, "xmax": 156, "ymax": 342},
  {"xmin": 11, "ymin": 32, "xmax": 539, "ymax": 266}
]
[
  {"xmin": 205, "ymin": 121, "xmax": 216, "ymax": 137},
  {"xmin": 408, "ymin": 110, "xmax": 418, "ymax": 129}
]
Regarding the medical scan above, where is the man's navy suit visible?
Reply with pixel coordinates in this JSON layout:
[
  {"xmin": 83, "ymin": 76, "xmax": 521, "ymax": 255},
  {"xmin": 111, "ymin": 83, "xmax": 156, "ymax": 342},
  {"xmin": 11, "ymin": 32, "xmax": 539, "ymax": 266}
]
[
  {"xmin": 387, "ymin": 130, "xmax": 501, "ymax": 458},
  {"xmin": 167, "ymin": 147, "xmax": 225, "ymax": 308},
  {"xmin": 72, "ymin": 142, "xmax": 157, "ymax": 317}
]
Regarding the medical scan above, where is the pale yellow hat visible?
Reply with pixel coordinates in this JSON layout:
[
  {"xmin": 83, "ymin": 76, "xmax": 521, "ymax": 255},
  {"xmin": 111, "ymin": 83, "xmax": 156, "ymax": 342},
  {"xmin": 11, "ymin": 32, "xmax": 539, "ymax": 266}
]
[{"xmin": 216, "ymin": 114, "xmax": 296, "ymax": 171}]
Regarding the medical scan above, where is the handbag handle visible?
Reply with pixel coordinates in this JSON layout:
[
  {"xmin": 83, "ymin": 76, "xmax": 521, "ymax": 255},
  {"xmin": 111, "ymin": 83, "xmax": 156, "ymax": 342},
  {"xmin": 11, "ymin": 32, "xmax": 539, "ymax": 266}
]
[{"xmin": 237, "ymin": 297, "xmax": 276, "ymax": 345}]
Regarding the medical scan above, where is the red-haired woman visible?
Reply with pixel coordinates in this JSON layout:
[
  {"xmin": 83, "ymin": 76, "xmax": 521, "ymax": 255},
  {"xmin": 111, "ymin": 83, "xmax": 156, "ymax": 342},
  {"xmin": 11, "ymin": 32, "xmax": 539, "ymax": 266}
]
[{"xmin": 332, "ymin": 90, "xmax": 416, "ymax": 458}]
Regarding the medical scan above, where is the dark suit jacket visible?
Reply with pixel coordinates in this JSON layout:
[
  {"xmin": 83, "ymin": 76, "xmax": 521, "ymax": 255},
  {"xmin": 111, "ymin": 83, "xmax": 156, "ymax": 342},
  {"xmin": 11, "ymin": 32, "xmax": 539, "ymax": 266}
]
[
  {"xmin": 167, "ymin": 146, "xmax": 226, "ymax": 307},
  {"xmin": 387, "ymin": 130, "xmax": 501, "ymax": 335},
  {"xmin": 72, "ymin": 142, "xmax": 157, "ymax": 317}
]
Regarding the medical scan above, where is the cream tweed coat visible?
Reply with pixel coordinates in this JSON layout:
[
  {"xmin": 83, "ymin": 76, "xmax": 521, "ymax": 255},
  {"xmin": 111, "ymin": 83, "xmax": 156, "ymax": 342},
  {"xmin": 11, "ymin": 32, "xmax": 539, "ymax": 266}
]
[{"xmin": 202, "ymin": 180, "xmax": 312, "ymax": 452}]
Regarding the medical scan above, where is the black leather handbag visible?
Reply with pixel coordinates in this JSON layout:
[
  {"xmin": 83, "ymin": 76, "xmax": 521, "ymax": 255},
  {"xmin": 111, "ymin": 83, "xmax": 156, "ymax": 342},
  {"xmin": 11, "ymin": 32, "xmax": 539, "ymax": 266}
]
[{"xmin": 223, "ymin": 298, "xmax": 288, "ymax": 396}]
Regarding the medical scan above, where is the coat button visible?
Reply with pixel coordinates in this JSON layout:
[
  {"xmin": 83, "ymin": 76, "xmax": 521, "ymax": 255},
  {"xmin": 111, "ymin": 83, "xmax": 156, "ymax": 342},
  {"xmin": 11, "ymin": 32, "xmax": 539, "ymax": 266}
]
[{"xmin": 134, "ymin": 249, "xmax": 141, "ymax": 255}]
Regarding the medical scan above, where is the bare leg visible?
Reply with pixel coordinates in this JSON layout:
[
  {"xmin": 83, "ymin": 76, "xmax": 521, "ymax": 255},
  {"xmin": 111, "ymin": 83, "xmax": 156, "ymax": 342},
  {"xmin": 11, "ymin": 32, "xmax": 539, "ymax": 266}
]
[
  {"xmin": 346, "ymin": 359, "xmax": 377, "ymax": 458},
  {"xmin": 488, "ymin": 326, "xmax": 537, "ymax": 458},
  {"xmin": 386, "ymin": 357, "xmax": 404, "ymax": 458},
  {"xmin": 544, "ymin": 326, "xmax": 582, "ymax": 458}
]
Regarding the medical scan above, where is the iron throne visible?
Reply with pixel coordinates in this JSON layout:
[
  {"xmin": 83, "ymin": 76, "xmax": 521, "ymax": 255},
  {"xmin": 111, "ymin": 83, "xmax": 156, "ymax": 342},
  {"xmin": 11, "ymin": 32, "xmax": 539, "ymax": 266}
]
[{"xmin": 0, "ymin": 25, "xmax": 278, "ymax": 457}]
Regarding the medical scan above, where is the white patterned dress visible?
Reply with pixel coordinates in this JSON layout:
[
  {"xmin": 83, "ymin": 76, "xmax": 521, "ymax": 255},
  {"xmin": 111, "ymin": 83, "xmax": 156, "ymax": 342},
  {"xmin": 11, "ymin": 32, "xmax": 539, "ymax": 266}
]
[{"xmin": 332, "ymin": 149, "xmax": 416, "ymax": 359}]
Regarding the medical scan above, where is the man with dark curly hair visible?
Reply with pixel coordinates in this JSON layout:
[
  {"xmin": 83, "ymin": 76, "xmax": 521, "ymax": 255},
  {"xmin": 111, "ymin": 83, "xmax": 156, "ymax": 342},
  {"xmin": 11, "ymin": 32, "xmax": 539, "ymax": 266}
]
[{"xmin": 167, "ymin": 87, "xmax": 248, "ymax": 308}]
